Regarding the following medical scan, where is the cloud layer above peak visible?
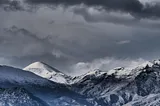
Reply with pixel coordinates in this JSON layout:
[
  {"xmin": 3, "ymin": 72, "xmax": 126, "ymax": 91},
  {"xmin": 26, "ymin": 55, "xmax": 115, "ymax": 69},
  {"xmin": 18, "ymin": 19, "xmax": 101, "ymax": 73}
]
[
  {"xmin": 25, "ymin": 0, "xmax": 160, "ymax": 19},
  {"xmin": 0, "ymin": 0, "xmax": 160, "ymax": 75}
]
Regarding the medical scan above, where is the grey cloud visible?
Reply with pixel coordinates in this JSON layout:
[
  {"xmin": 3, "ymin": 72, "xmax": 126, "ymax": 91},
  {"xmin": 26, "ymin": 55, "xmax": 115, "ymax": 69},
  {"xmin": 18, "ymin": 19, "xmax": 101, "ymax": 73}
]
[
  {"xmin": 6, "ymin": 53, "xmax": 71, "ymax": 70},
  {"xmin": 73, "ymin": 7, "xmax": 160, "ymax": 29},
  {"xmin": 0, "ymin": 26, "xmax": 73, "ymax": 71},
  {"xmin": 25, "ymin": 0, "xmax": 142, "ymax": 13},
  {"xmin": 1, "ymin": 11, "xmax": 160, "ymax": 61},
  {"xmin": 0, "ymin": 26, "xmax": 49, "ymax": 57},
  {"xmin": 1, "ymin": 5, "xmax": 160, "ymax": 74},
  {"xmin": 0, "ymin": 0, "xmax": 24, "ymax": 11},
  {"xmin": 0, "ymin": 0, "xmax": 9, "ymax": 4},
  {"xmin": 69, "ymin": 58, "xmax": 146, "ymax": 76},
  {"xmin": 25, "ymin": 0, "xmax": 160, "ymax": 19},
  {"xmin": 117, "ymin": 40, "xmax": 130, "ymax": 45}
]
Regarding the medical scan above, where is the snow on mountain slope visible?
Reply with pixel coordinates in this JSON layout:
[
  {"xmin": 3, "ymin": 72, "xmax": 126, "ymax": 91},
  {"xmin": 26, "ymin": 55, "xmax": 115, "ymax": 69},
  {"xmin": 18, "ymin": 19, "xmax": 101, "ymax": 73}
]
[
  {"xmin": 124, "ymin": 93, "xmax": 160, "ymax": 106},
  {"xmin": 69, "ymin": 60, "xmax": 160, "ymax": 106},
  {"xmin": 0, "ymin": 87, "xmax": 49, "ymax": 106},
  {"xmin": 106, "ymin": 61, "xmax": 153, "ymax": 79},
  {"xmin": 24, "ymin": 62, "xmax": 72, "ymax": 84},
  {"xmin": 71, "ymin": 61, "xmax": 153, "ymax": 85},
  {"xmin": 0, "ymin": 64, "xmax": 93, "ymax": 106},
  {"xmin": 0, "ymin": 59, "xmax": 160, "ymax": 106},
  {"xmin": 71, "ymin": 69, "xmax": 107, "ymax": 84},
  {"xmin": 0, "ymin": 65, "xmax": 52, "ymax": 86}
]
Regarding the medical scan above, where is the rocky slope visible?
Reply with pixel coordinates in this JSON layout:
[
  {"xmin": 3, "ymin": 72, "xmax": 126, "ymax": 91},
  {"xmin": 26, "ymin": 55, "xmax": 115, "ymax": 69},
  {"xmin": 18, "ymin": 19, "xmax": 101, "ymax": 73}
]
[{"xmin": 0, "ymin": 87, "xmax": 49, "ymax": 106}]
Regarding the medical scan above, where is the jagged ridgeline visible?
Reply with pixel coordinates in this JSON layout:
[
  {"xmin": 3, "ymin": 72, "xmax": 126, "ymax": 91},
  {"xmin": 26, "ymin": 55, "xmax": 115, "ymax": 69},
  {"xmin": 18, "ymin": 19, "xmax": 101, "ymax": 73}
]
[{"xmin": 0, "ymin": 60, "xmax": 160, "ymax": 106}]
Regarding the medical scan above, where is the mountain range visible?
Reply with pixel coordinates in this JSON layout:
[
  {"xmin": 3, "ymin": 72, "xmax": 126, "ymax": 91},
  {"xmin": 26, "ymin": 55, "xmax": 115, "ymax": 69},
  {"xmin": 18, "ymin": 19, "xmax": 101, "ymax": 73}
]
[{"xmin": 0, "ymin": 60, "xmax": 160, "ymax": 106}]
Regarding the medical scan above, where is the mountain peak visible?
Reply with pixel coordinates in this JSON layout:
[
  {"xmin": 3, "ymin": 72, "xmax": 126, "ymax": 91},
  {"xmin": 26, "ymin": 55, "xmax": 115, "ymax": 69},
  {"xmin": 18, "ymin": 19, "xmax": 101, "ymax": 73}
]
[
  {"xmin": 0, "ymin": 65, "xmax": 51, "ymax": 86},
  {"xmin": 24, "ymin": 61, "xmax": 60, "ymax": 73},
  {"xmin": 24, "ymin": 62, "xmax": 71, "ymax": 84},
  {"xmin": 84, "ymin": 69, "xmax": 106, "ymax": 76}
]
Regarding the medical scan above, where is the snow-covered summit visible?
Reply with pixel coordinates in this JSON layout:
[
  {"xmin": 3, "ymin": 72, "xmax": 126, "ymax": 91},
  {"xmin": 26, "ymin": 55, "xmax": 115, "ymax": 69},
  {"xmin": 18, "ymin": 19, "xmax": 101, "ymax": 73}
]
[
  {"xmin": 70, "ymin": 59, "xmax": 160, "ymax": 106},
  {"xmin": 24, "ymin": 62, "xmax": 71, "ymax": 84},
  {"xmin": 72, "ymin": 60, "xmax": 155, "ymax": 83},
  {"xmin": 106, "ymin": 61, "xmax": 153, "ymax": 78},
  {"xmin": 24, "ymin": 62, "xmax": 60, "ymax": 73},
  {"xmin": 23, "ymin": 60, "xmax": 159, "ymax": 84},
  {"xmin": 0, "ymin": 65, "xmax": 52, "ymax": 86},
  {"xmin": 84, "ymin": 69, "xmax": 106, "ymax": 76}
]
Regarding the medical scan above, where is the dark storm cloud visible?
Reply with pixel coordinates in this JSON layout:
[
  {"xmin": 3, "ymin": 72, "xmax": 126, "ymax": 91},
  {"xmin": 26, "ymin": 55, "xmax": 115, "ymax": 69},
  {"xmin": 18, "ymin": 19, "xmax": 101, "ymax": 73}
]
[
  {"xmin": 25, "ymin": 0, "xmax": 160, "ymax": 19},
  {"xmin": 0, "ymin": 0, "xmax": 24, "ymax": 11},
  {"xmin": 25, "ymin": 0, "xmax": 142, "ymax": 13},
  {"xmin": 5, "ymin": 53, "xmax": 71, "ymax": 71},
  {"xmin": 8, "ymin": 25, "xmax": 159, "ymax": 62},
  {"xmin": 73, "ymin": 7, "xmax": 160, "ymax": 30},
  {"xmin": 0, "ymin": 7, "xmax": 159, "ymax": 64},
  {"xmin": 2, "ymin": 24, "xmax": 160, "ymax": 74},
  {"xmin": 0, "ymin": 24, "xmax": 76, "ymax": 69},
  {"xmin": 0, "ymin": 0, "xmax": 9, "ymax": 4},
  {"xmin": 1, "ymin": 3, "xmax": 160, "ymax": 74}
]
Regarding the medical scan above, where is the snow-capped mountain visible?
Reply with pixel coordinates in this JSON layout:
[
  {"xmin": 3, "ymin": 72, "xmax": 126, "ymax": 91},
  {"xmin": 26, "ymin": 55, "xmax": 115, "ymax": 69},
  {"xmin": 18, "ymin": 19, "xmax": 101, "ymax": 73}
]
[
  {"xmin": 71, "ymin": 61, "xmax": 153, "ymax": 84},
  {"xmin": 1, "ymin": 60, "xmax": 160, "ymax": 106},
  {"xmin": 0, "ymin": 87, "xmax": 49, "ymax": 106},
  {"xmin": 70, "ymin": 60, "xmax": 160, "ymax": 106},
  {"xmin": 0, "ymin": 65, "xmax": 93, "ymax": 106},
  {"xmin": 24, "ymin": 62, "xmax": 72, "ymax": 84},
  {"xmin": 0, "ymin": 65, "xmax": 53, "ymax": 86}
]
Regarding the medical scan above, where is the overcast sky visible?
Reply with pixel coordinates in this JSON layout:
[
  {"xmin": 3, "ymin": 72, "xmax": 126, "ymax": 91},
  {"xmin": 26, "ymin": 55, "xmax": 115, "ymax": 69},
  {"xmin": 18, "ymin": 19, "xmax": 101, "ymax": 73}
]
[{"xmin": 0, "ymin": 0, "xmax": 160, "ymax": 75}]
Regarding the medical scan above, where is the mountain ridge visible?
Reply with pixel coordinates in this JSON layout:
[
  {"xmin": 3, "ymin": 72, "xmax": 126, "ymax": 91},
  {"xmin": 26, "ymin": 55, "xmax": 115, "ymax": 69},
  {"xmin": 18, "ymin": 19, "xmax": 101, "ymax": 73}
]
[
  {"xmin": 1, "ymin": 60, "xmax": 160, "ymax": 105},
  {"xmin": 23, "ymin": 60, "xmax": 158, "ymax": 84}
]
